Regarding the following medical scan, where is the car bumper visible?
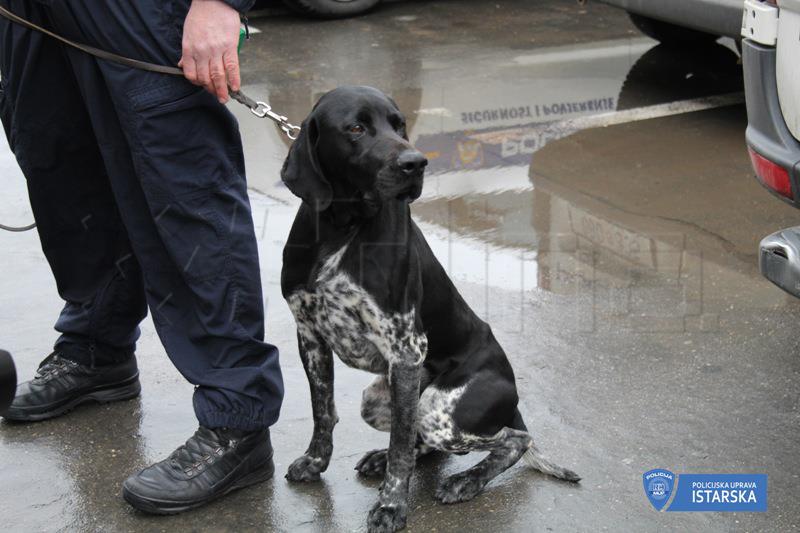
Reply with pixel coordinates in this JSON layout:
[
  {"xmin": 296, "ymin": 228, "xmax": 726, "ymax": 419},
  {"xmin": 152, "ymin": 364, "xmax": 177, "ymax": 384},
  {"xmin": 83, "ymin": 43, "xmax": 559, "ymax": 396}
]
[
  {"xmin": 743, "ymin": 39, "xmax": 800, "ymax": 207},
  {"xmin": 760, "ymin": 228, "xmax": 800, "ymax": 298},
  {"xmin": 745, "ymin": 38, "xmax": 800, "ymax": 297}
]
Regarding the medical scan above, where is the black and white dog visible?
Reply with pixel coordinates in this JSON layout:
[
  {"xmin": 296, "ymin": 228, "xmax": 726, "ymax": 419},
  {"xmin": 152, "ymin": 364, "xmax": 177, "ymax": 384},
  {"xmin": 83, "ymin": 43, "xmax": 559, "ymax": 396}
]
[{"xmin": 280, "ymin": 86, "xmax": 579, "ymax": 532}]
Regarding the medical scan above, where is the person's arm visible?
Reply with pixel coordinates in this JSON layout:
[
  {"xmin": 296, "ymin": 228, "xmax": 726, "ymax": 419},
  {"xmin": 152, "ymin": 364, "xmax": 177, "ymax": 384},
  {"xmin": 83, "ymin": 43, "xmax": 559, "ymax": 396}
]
[{"xmin": 179, "ymin": 0, "xmax": 254, "ymax": 104}]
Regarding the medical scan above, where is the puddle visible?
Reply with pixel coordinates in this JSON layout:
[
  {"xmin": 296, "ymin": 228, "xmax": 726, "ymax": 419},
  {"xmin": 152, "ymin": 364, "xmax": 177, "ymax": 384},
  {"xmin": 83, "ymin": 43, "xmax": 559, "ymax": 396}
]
[
  {"xmin": 2, "ymin": 1, "xmax": 799, "ymax": 531},
  {"xmin": 234, "ymin": 23, "xmax": 778, "ymax": 338}
]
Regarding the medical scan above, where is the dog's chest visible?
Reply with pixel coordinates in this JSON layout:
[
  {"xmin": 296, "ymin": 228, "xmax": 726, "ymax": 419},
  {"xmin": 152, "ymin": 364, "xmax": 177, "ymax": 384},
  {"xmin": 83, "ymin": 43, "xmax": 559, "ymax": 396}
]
[{"xmin": 287, "ymin": 246, "xmax": 419, "ymax": 374}]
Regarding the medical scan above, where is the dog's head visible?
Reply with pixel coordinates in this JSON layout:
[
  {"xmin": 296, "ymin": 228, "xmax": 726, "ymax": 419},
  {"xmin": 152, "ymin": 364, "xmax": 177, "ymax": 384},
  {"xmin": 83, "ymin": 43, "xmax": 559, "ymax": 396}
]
[{"xmin": 281, "ymin": 86, "xmax": 428, "ymax": 215}]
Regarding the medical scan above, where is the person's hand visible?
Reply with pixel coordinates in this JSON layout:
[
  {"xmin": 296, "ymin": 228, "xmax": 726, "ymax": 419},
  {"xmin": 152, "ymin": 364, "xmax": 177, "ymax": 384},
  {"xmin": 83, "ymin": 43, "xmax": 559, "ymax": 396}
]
[{"xmin": 179, "ymin": 0, "xmax": 242, "ymax": 103}]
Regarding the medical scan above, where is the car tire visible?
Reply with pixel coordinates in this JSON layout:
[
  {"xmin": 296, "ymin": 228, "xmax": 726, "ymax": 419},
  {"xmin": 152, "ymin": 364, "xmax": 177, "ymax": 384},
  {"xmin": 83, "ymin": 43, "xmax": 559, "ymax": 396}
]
[
  {"xmin": 617, "ymin": 43, "xmax": 742, "ymax": 110},
  {"xmin": 282, "ymin": 0, "xmax": 380, "ymax": 18},
  {"xmin": 628, "ymin": 13, "xmax": 718, "ymax": 47}
]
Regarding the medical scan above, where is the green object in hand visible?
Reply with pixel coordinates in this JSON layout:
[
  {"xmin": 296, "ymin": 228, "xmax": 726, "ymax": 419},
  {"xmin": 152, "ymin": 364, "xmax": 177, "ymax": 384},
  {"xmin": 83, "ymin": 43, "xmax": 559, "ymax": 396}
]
[{"xmin": 238, "ymin": 27, "xmax": 246, "ymax": 54}]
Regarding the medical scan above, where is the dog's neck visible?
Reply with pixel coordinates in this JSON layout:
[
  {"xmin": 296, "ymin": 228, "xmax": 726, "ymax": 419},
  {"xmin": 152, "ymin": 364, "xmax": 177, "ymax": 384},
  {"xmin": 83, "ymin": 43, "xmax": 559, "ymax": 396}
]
[
  {"xmin": 320, "ymin": 188, "xmax": 411, "ymax": 230},
  {"xmin": 319, "ymin": 195, "xmax": 412, "ymax": 232}
]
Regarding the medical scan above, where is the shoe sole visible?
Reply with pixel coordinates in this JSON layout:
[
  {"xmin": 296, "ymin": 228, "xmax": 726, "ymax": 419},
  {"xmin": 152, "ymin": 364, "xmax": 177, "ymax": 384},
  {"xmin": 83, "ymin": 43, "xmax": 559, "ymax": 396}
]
[
  {"xmin": 122, "ymin": 454, "xmax": 275, "ymax": 515},
  {"xmin": 2, "ymin": 376, "xmax": 141, "ymax": 422}
]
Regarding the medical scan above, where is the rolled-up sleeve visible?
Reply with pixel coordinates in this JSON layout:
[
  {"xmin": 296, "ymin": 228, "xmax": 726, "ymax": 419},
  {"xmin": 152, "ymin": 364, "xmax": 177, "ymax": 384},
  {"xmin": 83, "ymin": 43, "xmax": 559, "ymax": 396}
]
[{"xmin": 221, "ymin": 0, "xmax": 256, "ymax": 13}]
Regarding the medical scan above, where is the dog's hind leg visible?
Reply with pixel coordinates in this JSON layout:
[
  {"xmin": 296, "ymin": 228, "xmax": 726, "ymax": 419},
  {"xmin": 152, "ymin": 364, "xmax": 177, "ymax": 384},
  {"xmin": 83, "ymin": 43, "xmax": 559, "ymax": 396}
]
[
  {"xmin": 417, "ymin": 382, "xmax": 532, "ymax": 503},
  {"xmin": 419, "ymin": 372, "xmax": 579, "ymax": 504},
  {"xmin": 285, "ymin": 322, "xmax": 338, "ymax": 482},
  {"xmin": 435, "ymin": 427, "xmax": 532, "ymax": 504},
  {"xmin": 432, "ymin": 428, "xmax": 580, "ymax": 503}
]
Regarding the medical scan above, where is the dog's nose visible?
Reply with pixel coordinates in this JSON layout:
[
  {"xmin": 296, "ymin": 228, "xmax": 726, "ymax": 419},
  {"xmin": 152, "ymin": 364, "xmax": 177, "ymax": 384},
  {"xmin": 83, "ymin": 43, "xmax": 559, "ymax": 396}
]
[{"xmin": 397, "ymin": 150, "xmax": 428, "ymax": 176}]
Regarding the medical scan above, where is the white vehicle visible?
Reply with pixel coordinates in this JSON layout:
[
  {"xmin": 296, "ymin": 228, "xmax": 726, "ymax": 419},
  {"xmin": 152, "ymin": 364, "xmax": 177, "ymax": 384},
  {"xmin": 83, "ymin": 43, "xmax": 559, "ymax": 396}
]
[
  {"xmin": 742, "ymin": 1, "xmax": 800, "ymax": 297},
  {"xmin": 598, "ymin": 0, "xmax": 743, "ymax": 43}
]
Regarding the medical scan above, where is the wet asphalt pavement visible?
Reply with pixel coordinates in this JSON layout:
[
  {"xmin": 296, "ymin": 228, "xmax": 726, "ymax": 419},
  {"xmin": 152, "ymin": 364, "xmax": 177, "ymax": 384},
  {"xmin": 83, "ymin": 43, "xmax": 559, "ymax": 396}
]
[{"xmin": 2, "ymin": 0, "xmax": 800, "ymax": 531}]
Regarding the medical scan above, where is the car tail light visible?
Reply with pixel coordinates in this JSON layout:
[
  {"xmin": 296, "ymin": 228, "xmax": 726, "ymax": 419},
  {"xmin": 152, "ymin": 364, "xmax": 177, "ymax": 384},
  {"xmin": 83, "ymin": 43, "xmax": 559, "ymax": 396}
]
[
  {"xmin": 749, "ymin": 147, "xmax": 793, "ymax": 199},
  {"xmin": 763, "ymin": 0, "xmax": 778, "ymax": 5}
]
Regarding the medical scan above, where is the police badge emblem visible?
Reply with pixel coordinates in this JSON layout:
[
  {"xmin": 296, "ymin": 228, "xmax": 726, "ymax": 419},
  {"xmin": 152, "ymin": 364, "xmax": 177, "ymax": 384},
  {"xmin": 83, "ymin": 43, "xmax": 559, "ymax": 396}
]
[{"xmin": 643, "ymin": 468, "xmax": 675, "ymax": 511}]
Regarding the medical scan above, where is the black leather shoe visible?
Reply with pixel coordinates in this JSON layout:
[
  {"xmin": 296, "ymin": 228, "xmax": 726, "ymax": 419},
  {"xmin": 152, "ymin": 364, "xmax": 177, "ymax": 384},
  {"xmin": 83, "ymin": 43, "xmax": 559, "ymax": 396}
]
[
  {"xmin": 2, "ymin": 352, "xmax": 140, "ymax": 422},
  {"xmin": 122, "ymin": 426, "xmax": 274, "ymax": 514}
]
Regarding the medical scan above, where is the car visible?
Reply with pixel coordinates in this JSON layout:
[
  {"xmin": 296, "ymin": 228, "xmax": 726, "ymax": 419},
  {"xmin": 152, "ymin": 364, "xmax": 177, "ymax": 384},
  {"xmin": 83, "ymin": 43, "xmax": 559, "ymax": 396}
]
[
  {"xmin": 598, "ymin": 0, "xmax": 743, "ymax": 44},
  {"xmin": 253, "ymin": 0, "xmax": 380, "ymax": 18},
  {"xmin": 741, "ymin": 0, "xmax": 800, "ymax": 298}
]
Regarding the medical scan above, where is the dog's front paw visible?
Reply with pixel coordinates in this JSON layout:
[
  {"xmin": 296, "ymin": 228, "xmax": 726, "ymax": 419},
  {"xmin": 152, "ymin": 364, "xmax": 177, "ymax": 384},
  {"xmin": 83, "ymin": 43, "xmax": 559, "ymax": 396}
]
[
  {"xmin": 285, "ymin": 454, "xmax": 326, "ymax": 482},
  {"xmin": 355, "ymin": 449, "xmax": 388, "ymax": 477},
  {"xmin": 367, "ymin": 501, "xmax": 408, "ymax": 533},
  {"xmin": 435, "ymin": 471, "xmax": 488, "ymax": 504}
]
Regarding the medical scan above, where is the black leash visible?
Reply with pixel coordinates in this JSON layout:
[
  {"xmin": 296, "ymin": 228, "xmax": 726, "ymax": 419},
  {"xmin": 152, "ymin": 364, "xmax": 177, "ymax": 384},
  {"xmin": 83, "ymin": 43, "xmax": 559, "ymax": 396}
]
[
  {"xmin": 0, "ymin": 4, "xmax": 300, "ymax": 232},
  {"xmin": 0, "ymin": 4, "xmax": 301, "ymax": 138},
  {"xmin": 0, "ymin": 221, "xmax": 36, "ymax": 232},
  {"xmin": 0, "ymin": 4, "xmax": 186, "ymax": 75}
]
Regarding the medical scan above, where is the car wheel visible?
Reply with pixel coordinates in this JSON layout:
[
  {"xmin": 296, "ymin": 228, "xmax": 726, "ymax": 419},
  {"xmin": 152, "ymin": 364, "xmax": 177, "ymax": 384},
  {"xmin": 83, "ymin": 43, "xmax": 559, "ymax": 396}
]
[
  {"xmin": 617, "ymin": 43, "xmax": 742, "ymax": 110},
  {"xmin": 628, "ymin": 13, "xmax": 718, "ymax": 47},
  {"xmin": 282, "ymin": 0, "xmax": 380, "ymax": 18}
]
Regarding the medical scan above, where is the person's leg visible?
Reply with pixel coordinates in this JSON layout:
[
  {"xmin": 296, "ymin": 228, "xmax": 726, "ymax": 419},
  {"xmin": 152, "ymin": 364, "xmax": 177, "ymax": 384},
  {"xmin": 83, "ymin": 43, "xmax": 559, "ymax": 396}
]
[
  {"xmin": 46, "ymin": 1, "xmax": 283, "ymax": 433},
  {"xmin": 46, "ymin": 0, "xmax": 283, "ymax": 510},
  {"xmin": 31, "ymin": 0, "xmax": 282, "ymax": 511},
  {"xmin": 0, "ymin": 0, "xmax": 146, "ymax": 421},
  {"xmin": 0, "ymin": 0, "xmax": 147, "ymax": 366}
]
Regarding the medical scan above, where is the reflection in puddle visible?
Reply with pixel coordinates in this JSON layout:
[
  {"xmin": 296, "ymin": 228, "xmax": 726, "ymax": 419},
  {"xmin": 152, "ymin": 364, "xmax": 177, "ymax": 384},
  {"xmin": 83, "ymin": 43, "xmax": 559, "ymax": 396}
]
[
  {"xmin": 233, "ymin": 33, "xmax": 775, "ymax": 335},
  {"xmin": 415, "ymin": 37, "xmax": 652, "ymax": 175}
]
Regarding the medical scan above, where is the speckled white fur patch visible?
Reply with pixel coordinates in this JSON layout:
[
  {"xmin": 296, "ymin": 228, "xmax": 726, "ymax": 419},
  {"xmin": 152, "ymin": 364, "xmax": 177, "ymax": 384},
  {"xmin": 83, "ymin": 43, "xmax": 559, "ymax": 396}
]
[
  {"xmin": 416, "ymin": 383, "xmax": 504, "ymax": 453},
  {"xmin": 287, "ymin": 243, "xmax": 427, "ymax": 375}
]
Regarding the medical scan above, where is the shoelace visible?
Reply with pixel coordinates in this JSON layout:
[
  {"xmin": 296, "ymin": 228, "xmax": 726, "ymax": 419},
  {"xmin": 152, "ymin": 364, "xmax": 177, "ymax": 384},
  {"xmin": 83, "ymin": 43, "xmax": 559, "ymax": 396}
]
[
  {"xmin": 170, "ymin": 427, "xmax": 238, "ymax": 475},
  {"xmin": 35, "ymin": 353, "xmax": 79, "ymax": 381}
]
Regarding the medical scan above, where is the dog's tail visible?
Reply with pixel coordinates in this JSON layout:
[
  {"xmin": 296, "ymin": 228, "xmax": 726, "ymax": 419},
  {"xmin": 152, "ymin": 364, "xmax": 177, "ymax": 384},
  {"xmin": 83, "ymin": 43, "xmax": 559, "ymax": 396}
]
[{"xmin": 511, "ymin": 408, "xmax": 582, "ymax": 483}]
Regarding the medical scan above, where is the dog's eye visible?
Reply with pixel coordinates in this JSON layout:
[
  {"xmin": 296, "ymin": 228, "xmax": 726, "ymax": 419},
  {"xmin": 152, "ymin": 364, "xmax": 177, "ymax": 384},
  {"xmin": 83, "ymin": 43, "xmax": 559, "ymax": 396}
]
[{"xmin": 347, "ymin": 124, "xmax": 365, "ymax": 135}]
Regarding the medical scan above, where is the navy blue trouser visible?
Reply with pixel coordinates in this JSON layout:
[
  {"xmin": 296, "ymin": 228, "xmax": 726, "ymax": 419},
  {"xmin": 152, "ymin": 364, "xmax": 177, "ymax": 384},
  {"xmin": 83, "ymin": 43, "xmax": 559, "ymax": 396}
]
[{"xmin": 0, "ymin": 0, "xmax": 283, "ymax": 430}]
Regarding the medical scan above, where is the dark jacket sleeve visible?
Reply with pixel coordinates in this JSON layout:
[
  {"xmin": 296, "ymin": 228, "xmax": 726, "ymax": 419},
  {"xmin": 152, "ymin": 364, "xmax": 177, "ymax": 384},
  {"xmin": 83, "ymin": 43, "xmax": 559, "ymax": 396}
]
[{"xmin": 221, "ymin": 0, "xmax": 256, "ymax": 13}]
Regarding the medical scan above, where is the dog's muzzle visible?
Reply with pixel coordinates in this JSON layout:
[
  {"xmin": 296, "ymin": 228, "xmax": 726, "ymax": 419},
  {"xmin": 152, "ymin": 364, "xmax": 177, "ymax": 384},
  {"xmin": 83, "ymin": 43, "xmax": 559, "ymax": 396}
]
[
  {"xmin": 396, "ymin": 180, "xmax": 423, "ymax": 201},
  {"xmin": 396, "ymin": 150, "xmax": 427, "ymax": 201}
]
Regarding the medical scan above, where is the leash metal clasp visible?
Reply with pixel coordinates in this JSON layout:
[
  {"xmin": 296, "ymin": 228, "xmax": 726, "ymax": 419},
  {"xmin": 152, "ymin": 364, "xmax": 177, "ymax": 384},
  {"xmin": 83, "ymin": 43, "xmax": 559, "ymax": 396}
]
[
  {"xmin": 250, "ymin": 101, "xmax": 271, "ymax": 118},
  {"xmin": 282, "ymin": 123, "xmax": 302, "ymax": 141},
  {"xmin": 251, "ymin": 101, "xmax": 301, "ymax": 140}
]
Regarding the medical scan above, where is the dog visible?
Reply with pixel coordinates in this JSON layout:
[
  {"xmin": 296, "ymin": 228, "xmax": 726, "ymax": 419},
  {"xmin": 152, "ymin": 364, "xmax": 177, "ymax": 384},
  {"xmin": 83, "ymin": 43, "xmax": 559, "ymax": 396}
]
[{"xmin": 280, "ymin": 86, "xmax": 579, "ymax": 533}]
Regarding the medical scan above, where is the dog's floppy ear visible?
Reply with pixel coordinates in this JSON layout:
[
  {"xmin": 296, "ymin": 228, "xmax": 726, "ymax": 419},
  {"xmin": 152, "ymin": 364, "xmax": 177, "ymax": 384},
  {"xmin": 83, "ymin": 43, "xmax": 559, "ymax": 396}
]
[{"xmin": 281, "ymin": 115, "xmax": 332, "ymax": 212}]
